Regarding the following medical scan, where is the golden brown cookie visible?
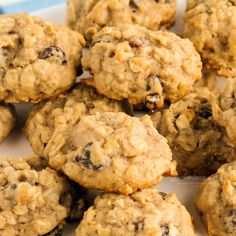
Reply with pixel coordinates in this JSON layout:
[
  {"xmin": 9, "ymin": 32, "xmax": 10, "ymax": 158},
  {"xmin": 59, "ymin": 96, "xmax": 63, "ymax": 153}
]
[
  {"xmin": 44, "ymin": 112, "xmax": 176, "ymax": 195},
  {"xmin": 183, "ymin": 0, "xmax": 236, "ymax": 77},
  {"xmin": 0, "ymin": 13, "xmax": 85, "ymax": 103},
  {"xmin": 76, "ymin": 188, "xmax": 195, "ymax": 236},
  {"xmin": 151, "ymin": 87, "xmax": 236, "ymax": 176},
  {"xmin": 0, "ymin": 156, "xmax": 85, "ymax": 236},
  {"xmin": 82, "ymin": 24, "xmax": 202, "ymax": 110},
  {"xmin": 196, "ymin": 161, "xmax": 236, "ymax": 236},
  {"xmin": 67, "ymin": 0, "xmax": 176, "ymax": 41}
]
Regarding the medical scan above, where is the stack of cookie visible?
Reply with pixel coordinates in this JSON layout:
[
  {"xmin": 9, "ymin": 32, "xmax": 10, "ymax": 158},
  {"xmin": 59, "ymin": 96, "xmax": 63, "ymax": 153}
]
[{"xmin": 0, "ymin": 0, "xmax": 236, "ymax": 235}]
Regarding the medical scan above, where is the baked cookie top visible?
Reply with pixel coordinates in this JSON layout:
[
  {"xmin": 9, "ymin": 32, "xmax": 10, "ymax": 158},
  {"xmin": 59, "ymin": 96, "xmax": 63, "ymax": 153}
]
[
  {"xmin": 151, "ymin": 87, "xmax": 236, "ymax": 176},
  {"xmin": 67, "ymin": 0, "xmax": 176, "ymax": 41},
  {"xmin": 45, "ymin": 112, "xmax": 176, "ymax": 195},
  {"xmin": 0, "ymin": 156, "xmax": 73, "ymax": 236},
  {"xmin": 196, "ymin": 161, "xmax": 236, "ymax": 236},
  {"xmin": 24, "ymin": 83, "xmax": 126, "ymax": 156},
  {"xmin": 183, "ymin": 0, "xmax": 236, "ymax": 77},
  {"xmin": 0, "ymin": 103, "xmax": 16, "ymax": 144},
  {"xmin": 211, "ymin": 78, "xmax": 236, "ymax": 147},
  {"xmin": 76, "ymin": 188, "xmax": 195, "ymax": 236},
  {"xmin": 0, "ymin": 13, "xmax": 85, "ymax": 103},
  {"xmin": 82, "ymin": 24, "xmax": 202, "ymax": 110}
]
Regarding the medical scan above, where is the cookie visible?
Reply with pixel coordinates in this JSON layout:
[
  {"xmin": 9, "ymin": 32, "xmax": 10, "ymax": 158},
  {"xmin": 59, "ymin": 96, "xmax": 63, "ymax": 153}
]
[
  {"xmin": 0, "ymin": 103, "xmax": 16, "ymax": 143},
  {"xmin": 0, "ymin": 13, "xmax": 85, "ymax": 103},
  {"xmin": 196, "ymin": 161, "xmax": 236, "ymax": 236},
  {"xmin": 24, "ymin": 83, "xmax": 128, "ymax": 157},
  {"xmin": 76, "ymin": 188, "xmax": 195, "ymax": 236},
  {"xmin": 82, "ymin": 24, "xmax": 202, "ymax": 110},
  {"xmin": 67, "ymin": 0, "xmax": 176, "ymax": 41},
  {"xmin": 211, "ymin": 78, "xmax": 236, "ymax": 147},
  {"xmin": 0, "ymin": 156, "xmax": 85, "ymax": 236},
  {"xmin": 183, "ymin": 0, "xmax": 236, "ymax": 77},
  {"xmin": 151, "ymin": 87, "xmax": 236, "ymax": 176},
  {"xmin": 44, "ymin": 112, "xmax": 177, "ymax": 195}
]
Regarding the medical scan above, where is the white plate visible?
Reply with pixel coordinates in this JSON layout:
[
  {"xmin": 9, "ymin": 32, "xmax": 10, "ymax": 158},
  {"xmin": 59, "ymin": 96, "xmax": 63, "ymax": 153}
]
[{"xmin": 0, "ymin": 2, "xmax": 208, "ymax": 236}]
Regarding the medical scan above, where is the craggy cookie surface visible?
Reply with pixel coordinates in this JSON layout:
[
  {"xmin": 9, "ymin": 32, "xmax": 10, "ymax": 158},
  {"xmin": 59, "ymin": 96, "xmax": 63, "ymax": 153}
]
[
  {"xmin": 67, "ymin": 0, "xmax": 176, "ymax": 41},
  {"xmin": 82, "ymin": 24, "xmax": 202, "ymax": 110},
  {"xmin": 151, "ymin": 88, "xmax": 236, "ymax": 176},
  {"xmin": 211, "ymin": 78, "xmax": 236, "ymax": 147},
  {"xmin": 45, "ymin": 112, "xmax": 176, "ymax": 195},
  {"xmin": 0, "ymin": 103, "xmax": 16, "ymax": 143},
  {"xmin": 24, "ymin": 83, "xmax": 126, "ymax": 157},
  {"xmin": 196, "ymin": 161, "xmax": 236, "ymax": 236},
  {"xmin": 0, "ymin": 156, "xmax": 73, "ymax": 236},
  {"xmin": 0, "ymin": 13, "xmax": 85, "ymax": 103},
  {"xmin": 183, "ymin": 0, "xmax": 236, "ymax": 77},
  {"xmin": 76, "ymin": 188, "xmax": 195, "ymax": 236}
]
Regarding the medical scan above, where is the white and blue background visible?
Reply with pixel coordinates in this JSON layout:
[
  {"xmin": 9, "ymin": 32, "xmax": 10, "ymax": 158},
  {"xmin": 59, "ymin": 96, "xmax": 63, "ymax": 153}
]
[{"xmin": 0, "ymin": 0, "xmax": 65, "ymax": 14}]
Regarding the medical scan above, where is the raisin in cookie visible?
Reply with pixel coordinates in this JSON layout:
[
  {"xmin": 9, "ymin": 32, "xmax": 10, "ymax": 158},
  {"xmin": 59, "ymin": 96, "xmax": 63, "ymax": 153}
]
[
  {"xmin": 44, "ymin": 112, "xmax": 177, "ymax": 195},
  {"xmin": 151, "ymin": 87, "xmax": 236, "ymax": 176},
  {"xmin": 0, "ymin": 103, "xmax": 16, "ymax": 143},
  {"xmin": 183, "ymin": 0, "xmax": 236, "ymax": 77},
  {"xmin": 211, "ymin": 78, "xmax": 236, "ymax": 147},
  {"xmin": 196, "ymin": 161, "xmax": 236, "ymax": 236},
  {"xmin": 67, "ymin": 0, "xmax": 176, "ymax": 41},
  {"xmin": 0, "ymin": 156, "xmax": 85, "ymax": 236},
  {"xmin": 76, "ymin": 188, "xmax": 195, "ymax": 236},
  {"xmin": 82, "ymin": 24, "xmax": 202, "ymax": 110},
  {"xmin": 0, "ymin": 13, "xmax": 85, "ymax": 103},
  {"xmin": 24, "ymin": 83, "xmax": 127, "ymax": 157}
]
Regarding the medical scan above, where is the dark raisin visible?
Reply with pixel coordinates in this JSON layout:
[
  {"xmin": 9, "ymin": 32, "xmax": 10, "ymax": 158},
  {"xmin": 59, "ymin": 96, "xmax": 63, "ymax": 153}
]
[
  {"xmin": 206, "ymin": 8, "xmax": 213, "ymax": 15},
  {"xmin": 129, "ymin": 38, "xmax": 145, "ymax": 48},
  {"xmin": 129, "ymin": 0, "xmax": 139, "ymax": 9},
  {"xmin": 224, "ymin": 209, "xmax": 236, "ymax": 233},
  {"xmin": 43, "ymin": 224, "xmax": 64, "ymax": 236},
  {"xmin": 121, "ymin": 99, "xmax": 134, "ymax": 116},
  {"xmin": 198, "ymin": 107, "xmax": 212, "ymax": 119},
  {"xmin": 18, "ymin": 175, "xmax": 27, "ymax": 182},
  {"xmin": 75, "ymin": 142, "xmax": 104, "ymax": 171},
  {"xmin": 40, "ymin": 46, "xmax": 67, "ymax": 65},
  {"xmin": 144, "ymin": 93, "xmax": 161, "ymax": 110},
  {"xmin": 227, "ymin": 209, "xmax": 236, "ymax": 225},
  {"xmin": 76, "ymin": 65, "xmax": 83, "ymax": 77},
  {"xmin": 159, "ymin": 192, "xmax": 167, "ymax": 200},
  {"xmin": 228, "ymin": 209, "xmax": 236, "ymax": 217},
  {"xmin": 133, "ymin": 219, "xmax": 145, "ymax": 232},
  {"xmin": 219, "ymin": 36, "xmax": 229, "ymax": 50},
  {"xmin": 161, "ymin": 224, "xmax": 169, "ymax": 236},
  {"xmin": 146, "ymin": 84, "xmax": 151, "ymax": 91},
  {"xmin": 109, "ymin": 51, "xmax": 115, "ymax": 57},
  {"xmin": 11, "ymin": 184, "xmax": 17, "ymax": 189}
]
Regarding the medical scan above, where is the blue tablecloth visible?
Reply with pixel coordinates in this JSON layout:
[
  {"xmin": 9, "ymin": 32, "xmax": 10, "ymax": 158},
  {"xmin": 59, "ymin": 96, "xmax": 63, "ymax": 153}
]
[{"xmin": 0, "ymin": 0, "xmax": 65, "ymax": 14}]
